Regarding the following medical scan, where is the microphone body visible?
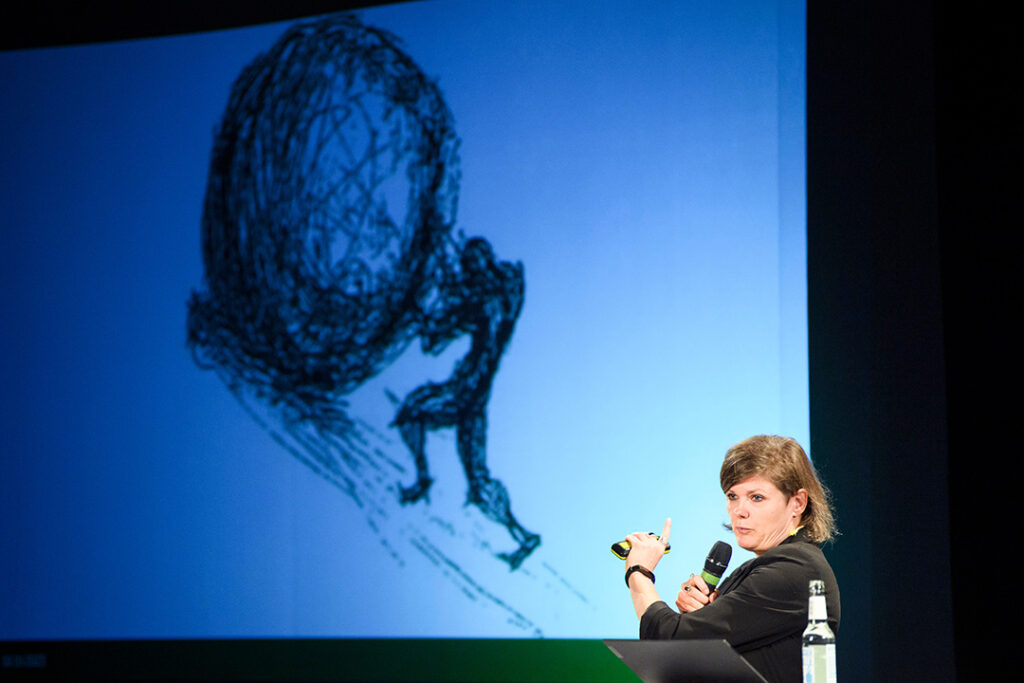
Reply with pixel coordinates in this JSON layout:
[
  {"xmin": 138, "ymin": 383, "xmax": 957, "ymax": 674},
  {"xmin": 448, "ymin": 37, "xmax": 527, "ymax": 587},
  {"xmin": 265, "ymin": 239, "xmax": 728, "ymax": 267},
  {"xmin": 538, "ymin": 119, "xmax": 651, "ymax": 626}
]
[{"xmin": 700, "ymin": 541, "xmax": 732, "ymax": 591}]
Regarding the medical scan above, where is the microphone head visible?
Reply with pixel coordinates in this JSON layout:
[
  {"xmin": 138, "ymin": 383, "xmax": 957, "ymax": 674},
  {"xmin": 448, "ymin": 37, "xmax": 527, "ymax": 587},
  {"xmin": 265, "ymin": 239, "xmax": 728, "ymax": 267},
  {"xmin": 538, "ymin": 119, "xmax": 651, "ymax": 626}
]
[{"xmin": 701, "ymin": 541, "xmax": 732, "ymax": 588}]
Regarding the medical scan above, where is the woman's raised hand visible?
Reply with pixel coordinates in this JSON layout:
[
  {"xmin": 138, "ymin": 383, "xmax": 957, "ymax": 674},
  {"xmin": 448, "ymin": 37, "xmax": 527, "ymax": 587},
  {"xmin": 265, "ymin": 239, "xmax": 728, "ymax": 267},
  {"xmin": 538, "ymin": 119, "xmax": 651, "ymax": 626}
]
[{"xmin": 623, "ymin": 517, "xmax": 671, "ymax": 572}]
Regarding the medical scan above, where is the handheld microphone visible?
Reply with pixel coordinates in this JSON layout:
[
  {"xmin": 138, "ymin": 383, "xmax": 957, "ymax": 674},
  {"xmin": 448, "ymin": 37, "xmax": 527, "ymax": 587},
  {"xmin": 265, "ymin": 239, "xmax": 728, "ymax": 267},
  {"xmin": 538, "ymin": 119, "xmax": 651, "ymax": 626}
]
[
  {"xmin": 611, "ymin": 533, "xmax": 671, "ymax": 560},
  {"xmin": 700, "ymin": 541, "xmax": 732, "ymax": 591}
]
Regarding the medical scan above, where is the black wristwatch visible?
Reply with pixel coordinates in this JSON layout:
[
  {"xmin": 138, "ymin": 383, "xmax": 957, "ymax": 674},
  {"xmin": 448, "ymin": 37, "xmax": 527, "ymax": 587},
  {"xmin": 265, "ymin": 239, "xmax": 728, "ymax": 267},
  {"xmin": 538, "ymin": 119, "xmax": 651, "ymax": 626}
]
[{"xmin": 625, "ymin": 564, "xmax": 655, "ymax": 587}]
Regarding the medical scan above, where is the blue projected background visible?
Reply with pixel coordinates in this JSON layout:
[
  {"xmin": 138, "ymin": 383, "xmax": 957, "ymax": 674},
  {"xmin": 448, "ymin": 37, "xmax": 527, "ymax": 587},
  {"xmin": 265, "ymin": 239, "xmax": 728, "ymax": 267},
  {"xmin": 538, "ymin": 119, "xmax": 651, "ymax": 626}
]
[{"xmin": 0, "ymin": 0, "xmax": 807, "ymax": 640}]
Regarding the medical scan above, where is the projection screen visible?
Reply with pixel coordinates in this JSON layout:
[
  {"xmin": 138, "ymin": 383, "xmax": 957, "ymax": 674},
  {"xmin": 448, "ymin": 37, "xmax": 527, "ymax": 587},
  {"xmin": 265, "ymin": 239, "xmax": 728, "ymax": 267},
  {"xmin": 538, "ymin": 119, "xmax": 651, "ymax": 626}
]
[{"xmin": 0, "ymin": 0, "xmax": 807, "ymax": 641}]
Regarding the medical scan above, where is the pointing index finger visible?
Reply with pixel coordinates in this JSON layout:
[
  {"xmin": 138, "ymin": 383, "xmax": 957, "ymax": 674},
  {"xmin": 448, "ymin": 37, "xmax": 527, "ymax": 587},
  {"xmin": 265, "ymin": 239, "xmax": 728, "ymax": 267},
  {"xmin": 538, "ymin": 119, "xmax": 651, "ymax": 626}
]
[{"xmin": 660, "ymin": 517, "xmax": 672, "ymax": 545}]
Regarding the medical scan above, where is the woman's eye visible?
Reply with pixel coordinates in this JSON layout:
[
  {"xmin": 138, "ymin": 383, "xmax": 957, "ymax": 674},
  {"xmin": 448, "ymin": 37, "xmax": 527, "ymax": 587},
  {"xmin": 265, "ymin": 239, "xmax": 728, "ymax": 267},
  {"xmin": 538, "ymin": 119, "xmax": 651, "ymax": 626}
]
[{"xmin": 751, "ymin": 495, "xmax": 764, "ymax": 502}]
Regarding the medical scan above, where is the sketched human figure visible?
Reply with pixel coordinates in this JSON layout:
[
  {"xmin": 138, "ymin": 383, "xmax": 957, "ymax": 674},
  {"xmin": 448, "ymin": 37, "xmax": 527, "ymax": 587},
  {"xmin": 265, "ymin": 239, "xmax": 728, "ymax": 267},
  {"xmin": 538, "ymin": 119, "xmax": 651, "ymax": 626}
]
[
  {"xmin": 186, "ymin": 12, "xmax": 540, "ymax": 571},
  {"xmin": 393, "ymin": 237, "xmax": 540, "ymax": 569}
]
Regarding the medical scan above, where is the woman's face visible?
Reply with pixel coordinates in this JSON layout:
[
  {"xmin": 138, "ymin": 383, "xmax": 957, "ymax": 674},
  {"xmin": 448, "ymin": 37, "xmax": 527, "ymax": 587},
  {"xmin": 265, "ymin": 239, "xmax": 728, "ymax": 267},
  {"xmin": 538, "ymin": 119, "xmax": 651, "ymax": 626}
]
[{"xmin": 726, "ymin": 474, "xmax": 806, "ymax": 556}]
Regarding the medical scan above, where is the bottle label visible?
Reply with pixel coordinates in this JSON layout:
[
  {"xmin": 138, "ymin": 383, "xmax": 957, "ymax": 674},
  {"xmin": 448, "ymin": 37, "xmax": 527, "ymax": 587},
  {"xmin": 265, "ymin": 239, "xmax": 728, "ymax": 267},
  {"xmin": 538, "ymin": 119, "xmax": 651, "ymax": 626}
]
[
  {"xmin": 802, "ymin": 644, "xmax": 837, "ymax": 683},
  {"xmin": 808, "ymin": 594, "xmax": 828, "ymax": 621}
]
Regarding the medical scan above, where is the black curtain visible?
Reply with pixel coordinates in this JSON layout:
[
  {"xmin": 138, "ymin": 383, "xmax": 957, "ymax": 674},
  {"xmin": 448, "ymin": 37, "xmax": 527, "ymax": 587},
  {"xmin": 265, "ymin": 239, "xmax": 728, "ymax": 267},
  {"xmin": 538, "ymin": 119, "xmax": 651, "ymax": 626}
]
[{"xmin": 809, "ymin": 1, "xmax": 1019, "ymax": 680}]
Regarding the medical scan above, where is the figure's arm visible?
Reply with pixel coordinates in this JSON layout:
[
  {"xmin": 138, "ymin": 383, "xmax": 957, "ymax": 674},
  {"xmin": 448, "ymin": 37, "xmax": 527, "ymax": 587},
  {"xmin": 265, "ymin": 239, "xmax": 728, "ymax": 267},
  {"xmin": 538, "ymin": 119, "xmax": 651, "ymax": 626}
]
[
  {"xmin": 417, "ymin": 246, "xmax": 465, "ymax": 353},
  {"xmin": 419, "ymin": 303, "xmax": 462, "ymax": 354}
]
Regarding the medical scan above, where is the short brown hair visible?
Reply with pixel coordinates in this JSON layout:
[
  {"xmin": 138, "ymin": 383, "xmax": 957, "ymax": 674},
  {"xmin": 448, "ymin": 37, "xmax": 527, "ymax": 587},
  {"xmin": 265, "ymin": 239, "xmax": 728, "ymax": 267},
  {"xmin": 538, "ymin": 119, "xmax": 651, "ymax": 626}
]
[{"xmin": 720, "ymin": 435, "xmax": 837, "ymax": 543}]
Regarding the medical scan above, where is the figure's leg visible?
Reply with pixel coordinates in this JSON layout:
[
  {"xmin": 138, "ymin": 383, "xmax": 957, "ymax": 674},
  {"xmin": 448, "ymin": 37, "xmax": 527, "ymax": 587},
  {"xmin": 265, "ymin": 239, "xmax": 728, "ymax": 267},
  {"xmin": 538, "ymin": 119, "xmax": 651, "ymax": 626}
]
[
  {"xmin": 395, "ymin": 417, "xmax": 432, "ymax": 504},
  {"xmin": 457, "ymin": 412, "xmax": 540, "ymax": 570},
  {"xmin": 392, "ymin": 382, "xmax": 458, "ymax": 504}
]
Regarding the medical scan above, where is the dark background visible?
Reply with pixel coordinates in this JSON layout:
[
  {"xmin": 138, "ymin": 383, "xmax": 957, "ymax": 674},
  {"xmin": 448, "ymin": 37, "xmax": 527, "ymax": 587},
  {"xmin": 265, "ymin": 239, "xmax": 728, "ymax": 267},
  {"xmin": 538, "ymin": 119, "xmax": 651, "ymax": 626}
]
[
  {"xmin": 808, "ymin": 1, "xmax": 1019, "ymax": 680},
  {"xmin": 3, "ymin": 1, "xmax": 1019, "ymax": 680}
]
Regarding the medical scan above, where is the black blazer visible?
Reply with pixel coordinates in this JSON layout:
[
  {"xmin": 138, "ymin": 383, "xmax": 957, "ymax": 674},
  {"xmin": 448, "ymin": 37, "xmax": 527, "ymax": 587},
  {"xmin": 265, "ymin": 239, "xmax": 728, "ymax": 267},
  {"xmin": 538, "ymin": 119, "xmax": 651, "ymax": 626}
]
[{"xmin": 640, "ymin": 530, "xmax": 840, "ymax": 683}]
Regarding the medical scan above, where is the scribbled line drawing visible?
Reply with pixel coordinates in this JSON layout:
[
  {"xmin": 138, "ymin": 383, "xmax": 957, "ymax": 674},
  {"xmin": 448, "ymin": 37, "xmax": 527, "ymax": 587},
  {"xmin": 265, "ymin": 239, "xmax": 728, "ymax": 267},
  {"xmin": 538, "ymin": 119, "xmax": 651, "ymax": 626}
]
[
  {"xmin": 185, "ymin": 12, "xmax": 540, "ymax": 571},
  {"xmin": 393, "ymin": 237, "xmax": 540, "ymax": 569}
]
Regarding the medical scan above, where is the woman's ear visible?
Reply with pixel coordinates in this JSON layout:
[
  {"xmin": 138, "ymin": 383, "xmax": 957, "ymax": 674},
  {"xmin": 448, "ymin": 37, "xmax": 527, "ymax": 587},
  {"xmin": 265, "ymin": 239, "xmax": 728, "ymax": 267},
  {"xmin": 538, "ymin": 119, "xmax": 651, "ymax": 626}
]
[{"xmin": 790, "ymin": 488, "xmax": 808, "ymax": 518}]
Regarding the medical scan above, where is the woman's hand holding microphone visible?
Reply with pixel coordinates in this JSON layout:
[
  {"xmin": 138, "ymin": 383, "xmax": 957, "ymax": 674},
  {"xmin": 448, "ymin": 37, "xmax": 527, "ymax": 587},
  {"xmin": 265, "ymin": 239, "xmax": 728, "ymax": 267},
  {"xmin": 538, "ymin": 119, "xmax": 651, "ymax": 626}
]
[{"xmin": 675, "ymin": 572, "xmax": 717, "ymax": 612}]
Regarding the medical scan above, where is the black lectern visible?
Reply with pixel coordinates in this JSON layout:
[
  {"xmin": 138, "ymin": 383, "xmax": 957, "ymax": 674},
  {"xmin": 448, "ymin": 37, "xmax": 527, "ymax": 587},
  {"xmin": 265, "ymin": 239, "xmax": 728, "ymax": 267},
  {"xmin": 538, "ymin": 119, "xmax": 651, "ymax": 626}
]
[{"xmin": 603, "ymin": 639, "xmax": 768, "ymax": 683}]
